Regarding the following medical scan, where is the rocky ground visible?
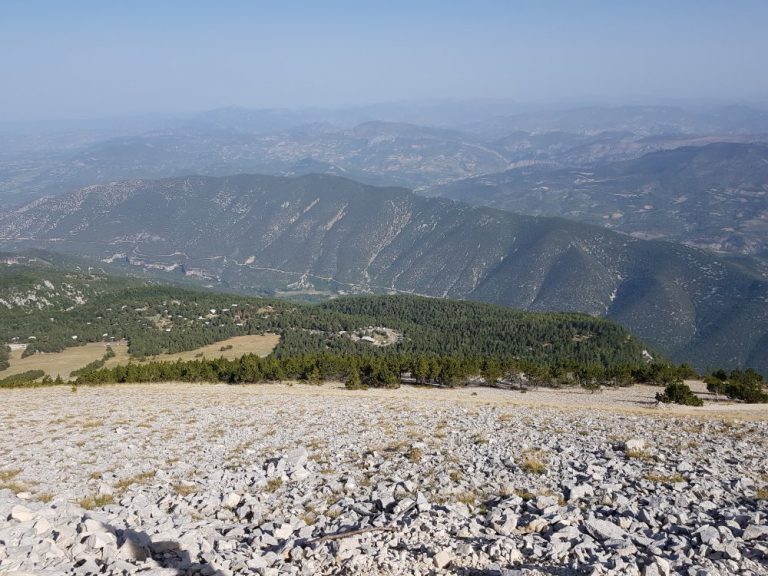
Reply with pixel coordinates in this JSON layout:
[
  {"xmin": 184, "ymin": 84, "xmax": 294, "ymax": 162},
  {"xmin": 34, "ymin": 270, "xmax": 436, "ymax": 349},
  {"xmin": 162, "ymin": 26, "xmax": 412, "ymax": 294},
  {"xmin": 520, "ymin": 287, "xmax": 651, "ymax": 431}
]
[{"xmin": 0, "ymin": 382, "xmax": 767, "ymax": 576}]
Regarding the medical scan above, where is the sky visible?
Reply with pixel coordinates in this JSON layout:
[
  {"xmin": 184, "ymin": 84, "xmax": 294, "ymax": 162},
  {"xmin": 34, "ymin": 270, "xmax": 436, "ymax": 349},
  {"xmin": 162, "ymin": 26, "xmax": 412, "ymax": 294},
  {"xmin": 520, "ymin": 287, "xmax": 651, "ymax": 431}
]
[{"xmin": 1, "ymin": 0, "xmax": 767, "ymax": 121}]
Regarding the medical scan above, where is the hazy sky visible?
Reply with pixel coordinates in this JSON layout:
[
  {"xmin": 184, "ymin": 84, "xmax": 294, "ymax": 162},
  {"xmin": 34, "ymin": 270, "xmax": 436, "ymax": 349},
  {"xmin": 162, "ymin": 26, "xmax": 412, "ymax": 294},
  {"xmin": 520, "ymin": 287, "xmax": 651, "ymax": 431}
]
[{"xmin": 1, "ymin": 0, "xmax": 767, "ymax": 121}]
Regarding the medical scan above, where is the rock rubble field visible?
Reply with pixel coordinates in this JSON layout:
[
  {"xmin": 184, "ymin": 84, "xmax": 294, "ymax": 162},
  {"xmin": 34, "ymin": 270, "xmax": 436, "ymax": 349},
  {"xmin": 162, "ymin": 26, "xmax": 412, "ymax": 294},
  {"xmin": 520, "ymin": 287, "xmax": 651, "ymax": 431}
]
[{"xmin": 0, "ymin": 383, "xmax": 767, "ymax": 575}]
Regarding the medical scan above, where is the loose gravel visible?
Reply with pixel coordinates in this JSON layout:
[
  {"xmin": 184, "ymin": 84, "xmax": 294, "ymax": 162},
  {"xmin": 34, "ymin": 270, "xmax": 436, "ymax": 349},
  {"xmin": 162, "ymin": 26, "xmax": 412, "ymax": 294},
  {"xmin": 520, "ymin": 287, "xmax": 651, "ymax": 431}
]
[{"xmin": 0, "ymin": 383, "xmax": 766, "ymax": 575}]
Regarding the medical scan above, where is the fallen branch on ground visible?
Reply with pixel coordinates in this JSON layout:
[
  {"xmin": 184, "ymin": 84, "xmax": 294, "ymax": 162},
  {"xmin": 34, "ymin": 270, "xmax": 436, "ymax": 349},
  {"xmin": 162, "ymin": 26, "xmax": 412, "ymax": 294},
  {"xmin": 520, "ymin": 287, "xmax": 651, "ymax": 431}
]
[{"xmin": 307, "ymin": 524, "xmax": 399, "ymax": 546}]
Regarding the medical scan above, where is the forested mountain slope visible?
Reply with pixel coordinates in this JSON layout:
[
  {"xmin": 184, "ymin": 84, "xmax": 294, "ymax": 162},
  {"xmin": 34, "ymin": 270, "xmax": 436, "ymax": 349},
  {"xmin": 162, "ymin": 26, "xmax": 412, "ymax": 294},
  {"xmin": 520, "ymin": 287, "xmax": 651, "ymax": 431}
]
[
  {"xmin": 0, "ymin": 253, "xmax": 651, "ymax": 370},
  {"xmin": 1, "ymin": 174, "xmax": 766, "ymax": 372}
]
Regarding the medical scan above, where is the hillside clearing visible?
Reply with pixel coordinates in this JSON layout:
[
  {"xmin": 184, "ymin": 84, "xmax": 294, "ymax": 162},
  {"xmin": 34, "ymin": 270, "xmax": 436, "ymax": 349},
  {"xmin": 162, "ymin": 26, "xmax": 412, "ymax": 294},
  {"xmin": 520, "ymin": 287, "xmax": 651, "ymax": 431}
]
[
  {"xmin": 1, "ymin": 334, "xmax": 279, "ymax": 381},
  {"xmin": 3, "ymin": 343, "xmax": 130, "ymax": 381},
  {"xmin": 144, "ymin": 333, "xmax": 279, "ymax": 363}
]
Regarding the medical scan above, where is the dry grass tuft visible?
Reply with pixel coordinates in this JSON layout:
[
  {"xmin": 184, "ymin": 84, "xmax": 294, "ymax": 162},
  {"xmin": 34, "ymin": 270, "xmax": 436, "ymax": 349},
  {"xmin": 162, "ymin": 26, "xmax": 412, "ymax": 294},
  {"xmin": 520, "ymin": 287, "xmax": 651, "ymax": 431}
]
[
  {"xmin": 456, "ymin": 490, "xmax": 476, "ymax": 506},
  {"xmin": 645, "ymin": 472, "xmax": 685, "ymax": 484},
  {"xmin": 472, "ymin": 432, "xmax": 489, "ymax": 445},
  {"xmin": 0, "ymin": 469, "xmax": 21, "ymax": 482},
  {"xmin": 514, "ymin": 488, "xmax": 536, "ymax": 501},
  {"xmin": 406, "ymin": 446, "xmax": 423, "ymax": 463},
  {"xmin": 265, "ymin": 478, "xmax": 283, "ymax": 492},
  {"xmin": 81, "ymin": 419, "xmax": 103, "ymax": 429},
  {"xmin": 114, "ymin": 471, "xmax": 155, "ymax": 491},
  {"xmin": 625, "ymin": 448, "xmax": 654, "ymax": 461},
  {"xmin": 520, "ymin": 449, "xmax": 548, "ymax": 475},
  {"xmin": 77, "ymin": 494, "xmax": 115, "ymax": 509},
  {"xmin": 173, "ymin": 483, "xmax": 197, "ymax": 497},
  {"xmin": 0, "ymin": 469, "xmax": 26, "ymax": 492}
]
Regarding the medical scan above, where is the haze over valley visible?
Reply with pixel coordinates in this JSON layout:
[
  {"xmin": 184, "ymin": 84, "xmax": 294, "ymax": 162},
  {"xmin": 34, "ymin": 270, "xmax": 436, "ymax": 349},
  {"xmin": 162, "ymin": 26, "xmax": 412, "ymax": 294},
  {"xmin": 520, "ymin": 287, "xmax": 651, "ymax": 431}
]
[{"xmin": 2, "ymin": 2, "xmax": 768, "ymax": 576}]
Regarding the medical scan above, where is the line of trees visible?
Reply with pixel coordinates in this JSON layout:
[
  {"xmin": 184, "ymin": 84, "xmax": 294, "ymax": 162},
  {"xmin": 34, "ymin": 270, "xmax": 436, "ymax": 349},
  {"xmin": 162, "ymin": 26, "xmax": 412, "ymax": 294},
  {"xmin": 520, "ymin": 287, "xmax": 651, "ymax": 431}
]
[
  {"xmin": 71, "ymin": 352, "xmax": 699, "ymax": 390},
  {"xmin": 0, "ymin": 370, "xmax": 46, "ymax": 388},
  {"xmin": 704, "ymin": 369, "xmax": 767, "ymax": 403},
  {"xmin": 0, "ymin": 345, "xmax": 9, "ymax": 371}
]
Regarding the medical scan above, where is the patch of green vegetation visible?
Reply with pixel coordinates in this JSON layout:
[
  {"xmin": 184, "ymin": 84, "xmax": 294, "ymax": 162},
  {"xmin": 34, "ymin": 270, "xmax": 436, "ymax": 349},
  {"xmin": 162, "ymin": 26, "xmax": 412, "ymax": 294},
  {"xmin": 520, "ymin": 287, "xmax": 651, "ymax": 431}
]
[
  {"xmin": 70, "ymin": 346, "xmax": 118, "ymax": 378},
  {"xmin": 656, "ymin": 382, "xmax": 703, "ymax": 407},
  {"xmin": 0, "ymin": 256, "xmax": 658, "ymax": 370},
  {"xmin": 0, "ymin": 370, "xmax": 46, "ymax": 388},
  {"xmin": 514, "ymin": 488, "xmax": 536, "ymax": 501},
  {"xmin": 705, "ymin": 369, "xmax": 767, "ymax": 403},
  {"xmin": 0, "ymin": 345, "xmax": 9, "ymax": 372},
  {"xmin": 2, "ymin": 255, "xmax": 754, "ymax": 387}
]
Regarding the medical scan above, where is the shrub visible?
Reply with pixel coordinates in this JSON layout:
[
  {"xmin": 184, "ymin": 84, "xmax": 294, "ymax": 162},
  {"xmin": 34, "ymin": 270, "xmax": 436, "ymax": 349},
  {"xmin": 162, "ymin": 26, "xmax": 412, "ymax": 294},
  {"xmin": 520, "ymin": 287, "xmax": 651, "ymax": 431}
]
[
  {"xmin": 344, "ymin": 370, "xmax": 367, "ymax": 390},
  {"xmin": 705, "ymin": 375, "xmax": 727, "ymax": 397},
  {"xmin": 656, "ymin": 382, "xmax": 703, "ymax": 407},
  {"xmin": 581, "ymin": 379, "xmax": 602, "ymax": 394},
  {"xmin": 704, "ymin": 369, "xmax": 767, "ymax": 403},
  {"xmin": 723, "ymin": 381, "xmax": 768, "ymax": 403},
  {"xmin": 174, "ymin": 483, "xmax": 197, "ymax": 497},
  {"xmin": 472, "ymin": 433, "xmax": 489, "ymax": 445}
]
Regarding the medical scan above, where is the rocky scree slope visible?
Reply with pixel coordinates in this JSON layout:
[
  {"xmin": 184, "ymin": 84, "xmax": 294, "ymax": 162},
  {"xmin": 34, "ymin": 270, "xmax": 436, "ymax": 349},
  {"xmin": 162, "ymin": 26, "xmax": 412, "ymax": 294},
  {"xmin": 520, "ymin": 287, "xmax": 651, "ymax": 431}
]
[{"xmin": 0, "ymin": 384, "xmax": 767, "ymax": 575}]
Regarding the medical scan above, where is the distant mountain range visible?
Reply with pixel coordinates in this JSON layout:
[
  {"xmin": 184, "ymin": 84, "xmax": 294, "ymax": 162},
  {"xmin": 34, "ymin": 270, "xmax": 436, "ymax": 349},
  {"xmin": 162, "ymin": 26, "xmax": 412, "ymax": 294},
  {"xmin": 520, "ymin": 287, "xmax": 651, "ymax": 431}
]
[
  {"xmin": 0, "ymin": 122, "xmax": 509, "ymax": 206},
  {"xmin": 461, "ymin": 104, "xmax": 768, "ymax": 138},
  {"xmin": 3, "ymin": 104, "xmax": 767, "ymax": 210},
  {"xmin": 429, "ymin": 143, "xmax": 768, "ymax": 261},
  {"xmin": 1, "ymin": 173, "xmax": 766, "ymax": 373}
]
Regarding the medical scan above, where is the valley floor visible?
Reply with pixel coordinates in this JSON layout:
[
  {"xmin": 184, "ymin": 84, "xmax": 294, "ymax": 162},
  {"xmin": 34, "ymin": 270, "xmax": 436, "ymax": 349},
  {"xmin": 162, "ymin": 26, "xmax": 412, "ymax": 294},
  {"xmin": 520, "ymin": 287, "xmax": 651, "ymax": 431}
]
[{"xmin": 1, "ymin": 383, "xmax": 767, "ymax": 575}]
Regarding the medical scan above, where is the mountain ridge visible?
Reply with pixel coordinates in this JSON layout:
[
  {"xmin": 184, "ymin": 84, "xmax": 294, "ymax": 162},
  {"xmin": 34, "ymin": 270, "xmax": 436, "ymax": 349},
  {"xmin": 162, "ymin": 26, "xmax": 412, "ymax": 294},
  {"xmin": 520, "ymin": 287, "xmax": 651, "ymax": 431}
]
[
  {"xmin": 431, "ymin": 142, "xmax": 768, "ymax": 260},
  {"xmin": 1, "ymin": 173, "xmax": 766, "ymax": 373}
]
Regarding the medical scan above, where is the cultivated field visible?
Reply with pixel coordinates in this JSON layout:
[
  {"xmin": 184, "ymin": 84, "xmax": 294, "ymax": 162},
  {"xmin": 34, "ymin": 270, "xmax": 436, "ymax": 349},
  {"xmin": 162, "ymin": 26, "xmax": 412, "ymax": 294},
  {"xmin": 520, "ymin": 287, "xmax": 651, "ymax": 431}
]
[{"xmin": 0, "ymin": 382, "xmax": 766, "ymax": 575}]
